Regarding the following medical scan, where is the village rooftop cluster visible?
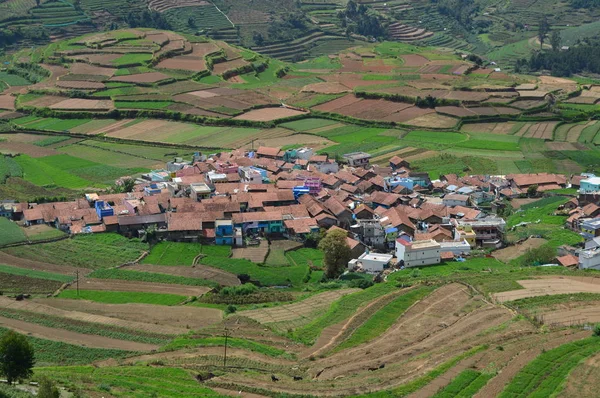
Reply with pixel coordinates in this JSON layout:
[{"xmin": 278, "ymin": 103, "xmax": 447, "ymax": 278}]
[{"xmin": 3, "ymin": 145, "xmax": 599, "ymax": 274}]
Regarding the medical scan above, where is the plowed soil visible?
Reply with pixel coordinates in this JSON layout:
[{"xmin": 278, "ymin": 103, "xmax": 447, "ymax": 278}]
[
  {"xmin": 74, "ymin": 278, "xmax": 211, "ymax": 296},
  {"xmin": 233, "ymin": 108, "xmax": 308, "ymax": 122},
  {"xmin": 35, "ymin": 298, "xmax": 223, "ymax": 329},
  {"xmin": 0, "ymin": 315, "xmax": 158, "ymax": 351},
  {"xmin": 494, "ymin": 276, "xmax": 600, "ymax": 302},
  {"xmin": 126, "ymin": 264, "xmax": 240, "ymax": 286}
]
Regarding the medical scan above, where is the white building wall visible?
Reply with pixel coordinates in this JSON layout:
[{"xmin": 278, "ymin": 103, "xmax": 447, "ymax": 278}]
[
  {"xmin": 405, "ymin": 248, "xmax": 441, "ymax": 267},
  {"xmin": 579, "ymin": 250, "xmax": 600, "ymax": 270}
]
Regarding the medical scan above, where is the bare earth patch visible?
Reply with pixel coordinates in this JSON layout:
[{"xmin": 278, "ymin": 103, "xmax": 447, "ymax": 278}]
[
  {"xmin": 492, "ymin": 237, "xmax": 547, "ymax": 263},
  {"xmin": 233, "ymin": 108, "xmax": 308, "ymax": 122},
  {"xmin": 494, "ymin": 276, "xmax": 600, "ymax": 302}
]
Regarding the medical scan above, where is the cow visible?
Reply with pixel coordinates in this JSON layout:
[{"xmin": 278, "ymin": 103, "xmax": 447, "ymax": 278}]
[{"xmin": 271, "ymin": 375, "xmax": 279, "ymax": 382}]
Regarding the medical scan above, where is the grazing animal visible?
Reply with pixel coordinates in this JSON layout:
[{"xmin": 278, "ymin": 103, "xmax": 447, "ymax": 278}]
[
  {"xmin": 293, "ymin": 376, "xmax": 303, "ymax": 381},
  {"xmin": 271, "ymin": 375, "xmax": 279, "ymax": 382},
  {"xmin": 379, "ymin": 364, "xmax": 385, "ymax": 369},
  {"xmin": 368, "ymin": 367, "xmax": 378, "ymax": 372}
]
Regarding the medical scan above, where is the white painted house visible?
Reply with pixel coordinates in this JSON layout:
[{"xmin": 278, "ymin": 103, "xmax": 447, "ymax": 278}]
[
  {"xmin": 395, "ymin": 239, "xmax": 441, "ymax": 268},
  {"xmin": 348, "ymin": 252, "xmax": 393, "ymax": 273},
  {"xmin": 442, "ymin": 193, "xmax": 470, "ymax": 207},
  {"xmin": 439, "ymin": 239, "xmax": 471, "ymax": 256}
]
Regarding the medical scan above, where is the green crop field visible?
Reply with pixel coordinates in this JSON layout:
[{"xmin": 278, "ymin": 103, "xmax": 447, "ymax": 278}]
[
  {"xmin": 0, "ymin": 218, "xmax": 27, "ymax": 245},
  {"xmin": 115, "ymin": 101, "xmax": 173, "ymax": 109},
  {"xmin": 404, "ymin": 131, "xmax": 467, "ymax": 145},
  {"xmin": 3, "ymin": 233, "xmax": 148, "ymax": 269},
  {"xmin": 36, "ymin": 366, "xmax": 222, "ymax": 397},
  {"xmin": 292, "ymin": 283, "xmax": 398, "ymax": 345},
  {"xmin": 499, "ymin": 338, "xmax": 600, "ymax": 397},
  {"xmin": 58, "ymin": 290, "xmax": 187, "ymax": 305},
  {"xmin": 0, "ymin": 155, "xmax": 23, "ymax": 183},
  {"xmin": 0, "ymin": 71, "xmax": 30, "ymax": 86},
  {"xmin": 88, "ymin": 268, "xmax": 217, "ymax": 287},
  {"xmin": 433, "ymin": 369, "xmax": 494, "ymax": 398},
  {"xmin": 0, "ymin": 264, "xmax": 73, "ymax": 283},
  {"xmin": 334, "ymin": 286, "xmax": 435, "ymax": 351},
  {"xmin": 285, "ymin": 248, "xmax": 324, "ymax": 268},
  {"xmin": 142, "ymin": 241, "xmax": 202, "ymax": 265},
  {"xmin": 163, "ymin": 336, "xmax": 292, "ymax": 359},
  {"xmin": 15, "ymin": 154, "xmax": 94, "ymax": 189},
  {"xmin": 112, "ymin": 53, "xmax": 153, "ymax": 66},
  {"xmin": 200, "ymin": 255, "xmax": 308, "ymax": 287},
  {"xmin": 280, "ymin": 118, "xmax": 340, "ymax": 131},
  {"xmin": 0, "ymin": 327, "xmax": 134, "ymax": 367}
]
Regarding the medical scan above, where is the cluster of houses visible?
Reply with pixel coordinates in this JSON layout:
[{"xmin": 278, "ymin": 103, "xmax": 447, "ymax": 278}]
[{"xmin": 1, "ymin": 144, "xmax": 587, "ymax": 274}]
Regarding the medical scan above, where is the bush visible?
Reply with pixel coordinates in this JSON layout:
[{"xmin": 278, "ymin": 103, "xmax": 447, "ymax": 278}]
[
  {"xmin": 225, "ymin": 305, "xmax": 237, "ymax": 314},
  {"xmin": 594, "ymin": 324, "xmax": 600, "ymax": 337},
  {"xmin": 349, "ymin": 279, "xmax": 374, "ymax": 289},
  {"xmin": 219, "ymin": 283, "xmax": 258, "ymax": 296}
]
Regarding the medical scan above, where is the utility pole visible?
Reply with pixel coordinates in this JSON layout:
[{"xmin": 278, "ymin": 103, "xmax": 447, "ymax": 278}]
[
  {"xmin": 223, "ymin": 328, "xmax": 230, "ymax": 368},
  {"xmin": 75, "ymin": 269, "xmax": 79, "ymax": 297}
]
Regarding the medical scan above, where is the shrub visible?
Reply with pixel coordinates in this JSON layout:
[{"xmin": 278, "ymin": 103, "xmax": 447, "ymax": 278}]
[
  {"xmin": 349, "ymin": 279, "xmax": 374, "ymax": 289},
  {"xmin": 220, "ymin": 283, "xmax": 258, "ymax": 296},
  {"xmin": 594, "ymin": 324, "xmax": 600, "ymax": 337},
  {"xmin": 225, "ymin": 305, "xmax": 237, "ymax": 314}
]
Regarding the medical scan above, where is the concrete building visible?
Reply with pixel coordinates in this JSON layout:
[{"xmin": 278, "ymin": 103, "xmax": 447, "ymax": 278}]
[
  {"xmin": 580, "ymin": 218, "xmax": 600, "ymax": 240},
  {"xmin": 579, "ymin": 248, "xmax": 600, "ymax": 270},
  {"xmin": 580, "ymin": 176, "xmax": 600, "ymax": 194},
  {"xmin": 456, "ymin": 217, "xmax": 506, "ymax": 247},
  {"xmin": 348, "ymin": 252, "xmax": 393, "ymax": 273},
  {"xmin": 395, "ymin": 239, "xmax": 441, "ymax": 268},
  {"xmin": 351, "ymin": 219, "xmax": 386, "ymax": 249},
  {"xmin": 439, "ymin": 240, "xmax": 471, "ymax": 256},
  {"xmin": 455, "ymin": 225, "xmax": 477, "ymax": 248},
  {"xmin": 343, "ymin": 152, "xmax": 371, "ymax": 167},
  {"xmin": 190, "ymin": 183, "xmax": 212, "ymax": 201},
  {"xmin": 443, "ymin": 194, "xmax": 470, "ymax": 207}
]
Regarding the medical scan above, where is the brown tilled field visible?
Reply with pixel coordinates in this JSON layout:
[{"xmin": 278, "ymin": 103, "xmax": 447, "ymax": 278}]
[
  {"xmin": 156, "ymin": 56, "xmax": 207, "ymax": 72},
  {"xmin": 74, "ymin": 278, "xmax": 211, "ymax": 297},
  {"xmin": 494, "ymin": 276, "xmax": 600, "ymax": 302},
  {"xmin": 126, "ymin": 264, "xmax": 240, "ymax": 286},
  {"xmin": 401, "ymin": 54, "xmax": 429, "ymax": 67},
  {"xmin": 0, "ymin": 95, "xmax": 15, "ymax": 110},
  {"xmin": 492, "ymin": 238, "xmax": 547, "ymax": 263},
  {"xmin": 404, "ymin": 113, "xmax": 458, "ymax": 128},
  {"xmin": 56, "ymin": 81, "xmax": 106, "ymax": 90},
  {"xmin": 49, "ymin": 98, "xmax": 113, "ymax": 111},
  {"xmin": 35, "ymin": 298, "xmax": 223, "ymax": 329},
  {"xmin": 0, "ymin": 142, "xmax": 59, "ymax": 157},
  {"xmin": 69, "ymin": 63, "xmax": 117, "ymax": 76}
]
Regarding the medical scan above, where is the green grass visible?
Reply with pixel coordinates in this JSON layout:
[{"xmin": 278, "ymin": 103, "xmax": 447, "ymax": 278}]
[
  {"xmin": 412, "ymin": 153, "xmax": 499, "ymax": 179},
  {"xmin": 3, "ymin": 233, "xmax": 148, "ymax": 269},
  {"xmin": 88, "ymin": 269, "xmax": 217, "ymax": 287},
  {"xmin": 0, "ymin": 218, "xmax": 27, "ymax": 245},
  {"xmin": 279, "ymin": 118, "xmax": 339, "ymax": 131},
  {"xmin": 115, "ymin": 101, "xmax": 173, "ymax": 109},
  {"xmin": 509, "ymin": 293, "xmax": 600, "ymax": 311},
  {"xmin": 334, "ymin": 286, "xmax": 435, "ymax": 351},
  {"xmin": 292, "ymin": 283, "xmax": 398, "ymax": 345},
  {"xmin": 0, "ymin": 264, "xmax": 73, "ymax": 283},
  {"xmin": 285, "ymin": 248, "xmax": 323, "ymax": 268},
  {"xmin": 0, "ymin": 328, "xmax": 134, "ymax": 367},
  {"xmin": 35, "ymin": 366, "xmax": 222, "ymax": 397},
  {"xmin": 294, "ymin": 55, "xmax": 341, "ymax": 70},
  {"xmin": 15, "ymin": 154, "xmax": 94, "ymax": 189},
  {"xmin": 456, "ymin": 139, "xmax": 520, "ymax": 151},
  {"xmin": 142, "ymin": 242, "xmax": 201, "ymax": 265},
  {"xmin": 0, "ymin": 155, "xmax": 22, "ymax": 183},
  {"xmin": 433, "ymin": 369, "xmax": 494, "ymax": 398},
  {"xmin": 163, "ymin": 336, "xmax": 293, "ymax": 359},
  {"xmin": 200, "ymin": 256, "xmax": 308, "ymax": 287},
  {"xmin": 404, "ymin": 131, "xmax": 466, "ymax": 145},
  {"xmin": 33, "ymin": 135, "xmax": 71, "ymax": 147},
  {"xmin": 112, "ymin": 53, "xmax": 152, "ymax": 67},
  {"xmin": 0, "ymin": 71, "xmax": 30, "ymax": 86},
  {"xmin": 58, "ymin": 290, "xmax": 187, "ymax": 305},
  {"xmin": 499, "ymin": 337, "xmax": 600, "ymax": 398}
]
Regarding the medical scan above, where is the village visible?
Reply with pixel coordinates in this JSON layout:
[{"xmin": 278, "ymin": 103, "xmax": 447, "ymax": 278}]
[{"xmin": 3, "ymin": 144, "xmax": 600, "ymax": 274}]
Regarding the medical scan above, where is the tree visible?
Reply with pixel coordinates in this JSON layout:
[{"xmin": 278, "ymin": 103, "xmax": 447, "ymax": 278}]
[
  {"xmin": 527, "ymin": 184, "xmax": 538, "ymax": 197},
  {"xmin": 252, "ymin": 31, "xmax": 264, "ymax": 46},
  {"xmin": 38, "ymin": 377, "xmax": 60, "ymax": 398},
  {"xmin": 0, "ymin": 331, "xmax": 35, "ymax": 385},
  {"xmin": 550, "ymin": 30, "xmax": 562, "ymax": 51},
  {"xmin": 538, "ymin": 16, "xmax": 550, "ymax": 49},
  {"xmin": 319, "ymin": 229, "xmax": 352, "ymax": 278},
  {"xmin": 522, "ymin": 246, "xmax": 554, "ymax": 266},
  {"xmin": 187, "ymin": 17, "xmax": 196, "ymax": 29}
]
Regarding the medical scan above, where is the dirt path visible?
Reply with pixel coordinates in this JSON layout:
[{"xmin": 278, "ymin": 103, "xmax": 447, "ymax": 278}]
[
  {"xmin": 0, "ymin": 296, "xmax": 186, "ymax": 335},
  {"xmin": 126, "ymin": 264, "xmax": 240, "ymax": 286},
  {"xmin": 74, "ymin": 278, "xmax": 211, "ymax": 296},
  {"xmin": 34, "ymin": 298, "xmax": 222, "ymax": 330},
  {"xmin": 0, "ymin": 316, "xmax": 158, "ymax": 351}
]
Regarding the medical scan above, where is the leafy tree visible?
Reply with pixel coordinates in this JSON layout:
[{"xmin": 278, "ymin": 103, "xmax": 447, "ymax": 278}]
[
  {"xmin": 319, "ymin": 229, "xmax": 352, "ymax": 278},
  {"xmin": 0, "ymin": 330, "xmax": 35, "ymax": 385},
  {"xmin": 252, "ymin": 31, "xmax": 264, "ymax": 46},
  {"xmin": 38, "ymin": 377, "xmax": 60, "ymax": 398},
  {"xmin": 594, "ymin": 324, "xmax": 600, "ymax": 337},
  {"xmin": 527, "ymin": 184, "xmax": 538, "ymax": 197},
  {"xmin": 550, "ymin": 30, "xmax": 562, "ymax": 51},
  {"xmin": 187, "ymin": 17, "xmax": 196, "ymax": 29},
  {"xmin": 522, "ymin": 246, "xmax": 554, "ymax": 266},
  {"xmin": 538, "ymin": 16, "xmax": 550, "ymax": 49}
]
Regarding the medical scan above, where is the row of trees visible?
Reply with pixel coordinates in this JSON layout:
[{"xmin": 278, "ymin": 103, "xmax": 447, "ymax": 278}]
[
  {"xmin": 124, "ymin": 10, "xmax": 171, "ymax": 30},
  {"xmin": 338, "ymin": 0, "xmax": 386, "ymax": 38}
]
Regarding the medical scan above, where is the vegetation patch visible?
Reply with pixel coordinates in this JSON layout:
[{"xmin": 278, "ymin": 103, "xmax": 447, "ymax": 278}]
[
  {"xmin": 57, "ymin": 290, "xmax": 187, "ymax": 305},
  {"xmin": 0, "ymin": 218, "xmax": 27, "ymax": 246},
  {"xmin": 88, "ymin": 268, "xmax": 217, "ymax": 287},
  {"xmin": 142, "ymin": 241, "xmax": 201, "ymax": 265}
]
